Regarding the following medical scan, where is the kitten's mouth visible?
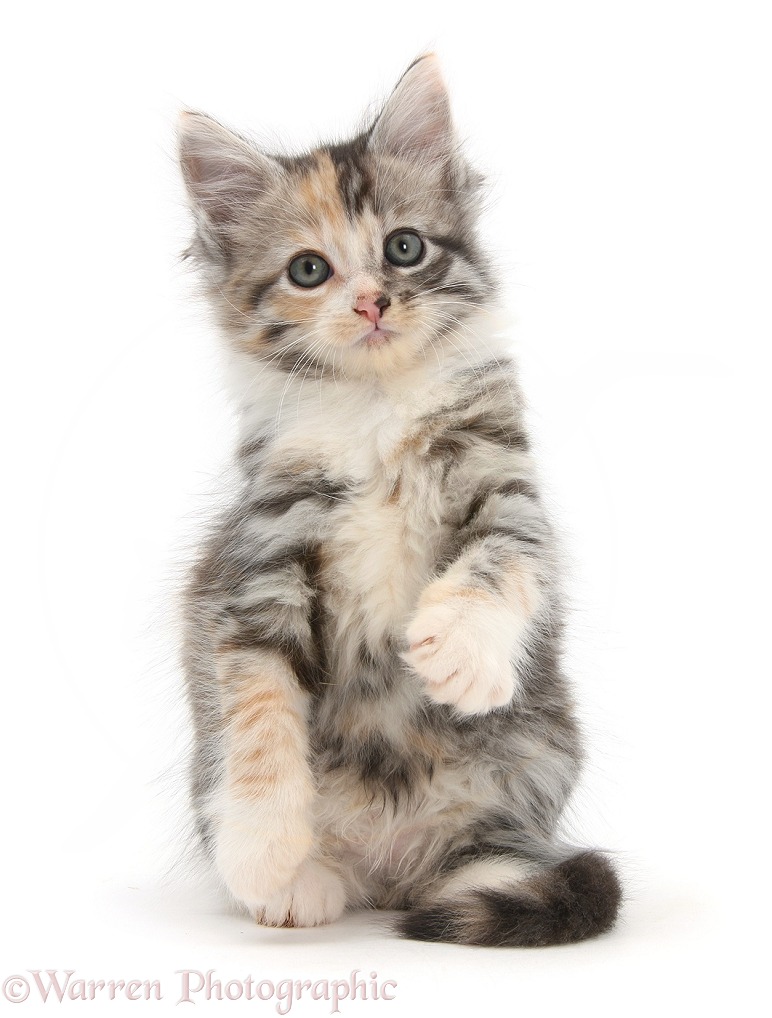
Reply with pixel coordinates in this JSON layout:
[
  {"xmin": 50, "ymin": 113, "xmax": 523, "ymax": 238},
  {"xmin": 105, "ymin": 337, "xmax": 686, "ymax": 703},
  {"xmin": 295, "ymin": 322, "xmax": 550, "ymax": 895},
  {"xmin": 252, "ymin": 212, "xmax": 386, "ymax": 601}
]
[{"xmin": 358, "ymin": 325, "xmax": 393, "ymax": 350}]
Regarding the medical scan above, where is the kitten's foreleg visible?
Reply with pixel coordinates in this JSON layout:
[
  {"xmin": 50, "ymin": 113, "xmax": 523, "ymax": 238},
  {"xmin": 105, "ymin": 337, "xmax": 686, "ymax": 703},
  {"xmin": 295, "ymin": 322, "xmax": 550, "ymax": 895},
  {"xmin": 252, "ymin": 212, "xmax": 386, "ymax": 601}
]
[
  {"xmin": 213, "ymin": 646, "xmax": 316, "ymax": 912},
  {"xmin": 405, "ymin": 480, "xmax": 554, "ymax": 714}
]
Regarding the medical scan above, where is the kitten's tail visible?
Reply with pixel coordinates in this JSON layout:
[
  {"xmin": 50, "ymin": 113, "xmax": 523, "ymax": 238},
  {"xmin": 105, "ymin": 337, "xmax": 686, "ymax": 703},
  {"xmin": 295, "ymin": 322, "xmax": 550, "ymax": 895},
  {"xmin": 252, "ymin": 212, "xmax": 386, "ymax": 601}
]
[{"xmin": 398, "ymin": 849, "xmax": 621, "ymax": 947}]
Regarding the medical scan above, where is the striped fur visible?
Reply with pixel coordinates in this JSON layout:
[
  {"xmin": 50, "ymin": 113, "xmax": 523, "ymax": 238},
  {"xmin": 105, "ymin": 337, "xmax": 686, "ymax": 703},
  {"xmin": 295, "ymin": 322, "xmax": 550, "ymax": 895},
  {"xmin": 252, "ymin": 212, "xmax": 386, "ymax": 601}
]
[{"xmin": 178, "ymin": 54, "xmax": 621, "ymax": 945}]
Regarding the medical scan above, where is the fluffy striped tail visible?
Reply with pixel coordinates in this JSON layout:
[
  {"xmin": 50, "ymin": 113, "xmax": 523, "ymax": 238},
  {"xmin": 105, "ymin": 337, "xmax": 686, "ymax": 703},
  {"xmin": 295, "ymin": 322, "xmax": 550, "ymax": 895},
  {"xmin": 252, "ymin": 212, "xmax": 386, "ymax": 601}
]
[{"xmin": 399, "ymin": 851, "xmax": 621, "ymax": 947}]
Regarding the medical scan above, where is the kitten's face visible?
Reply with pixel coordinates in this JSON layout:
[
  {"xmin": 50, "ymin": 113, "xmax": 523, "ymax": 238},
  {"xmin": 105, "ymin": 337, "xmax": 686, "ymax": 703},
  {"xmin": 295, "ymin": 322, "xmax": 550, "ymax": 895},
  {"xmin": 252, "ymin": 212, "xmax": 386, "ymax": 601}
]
[{"xmin": 180, "ymin": 56, "xmax": 493, "ymax": 380}]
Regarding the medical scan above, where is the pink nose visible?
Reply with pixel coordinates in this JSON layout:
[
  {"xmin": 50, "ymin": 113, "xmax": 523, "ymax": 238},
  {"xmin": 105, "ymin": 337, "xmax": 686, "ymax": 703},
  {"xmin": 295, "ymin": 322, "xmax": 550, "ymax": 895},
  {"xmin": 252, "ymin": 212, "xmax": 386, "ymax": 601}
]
[{"xmin": 354, "ymin": 294, "xmax": 390, "ymax": 324}]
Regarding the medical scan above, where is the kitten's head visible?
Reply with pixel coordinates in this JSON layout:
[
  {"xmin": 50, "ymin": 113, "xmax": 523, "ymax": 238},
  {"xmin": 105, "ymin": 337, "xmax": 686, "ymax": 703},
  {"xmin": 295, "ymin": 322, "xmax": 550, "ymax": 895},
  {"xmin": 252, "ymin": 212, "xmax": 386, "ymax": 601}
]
[{"xmin": 179, "ymin": 55, "xmax": 494, "ymax": 380}]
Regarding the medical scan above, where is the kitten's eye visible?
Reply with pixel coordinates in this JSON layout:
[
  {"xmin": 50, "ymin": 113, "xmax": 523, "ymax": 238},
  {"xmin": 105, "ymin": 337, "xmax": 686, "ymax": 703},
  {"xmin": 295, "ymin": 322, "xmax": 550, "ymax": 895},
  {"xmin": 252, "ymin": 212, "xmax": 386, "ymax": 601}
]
[
  {"xmin": 288, "ymin": 253, "xmax": 332, "ymax": 288},
  {"xmin": 384, "ymin": 230, "xmax": 425, "ymax": 267}
]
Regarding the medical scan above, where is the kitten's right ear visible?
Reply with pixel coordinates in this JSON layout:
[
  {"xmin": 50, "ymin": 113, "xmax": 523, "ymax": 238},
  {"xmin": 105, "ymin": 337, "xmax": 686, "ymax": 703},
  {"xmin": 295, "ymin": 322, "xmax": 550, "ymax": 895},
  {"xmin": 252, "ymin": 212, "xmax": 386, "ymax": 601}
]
[{"xmin": 178, "ymin": 111, "xmax": 280, "ymax": 247}]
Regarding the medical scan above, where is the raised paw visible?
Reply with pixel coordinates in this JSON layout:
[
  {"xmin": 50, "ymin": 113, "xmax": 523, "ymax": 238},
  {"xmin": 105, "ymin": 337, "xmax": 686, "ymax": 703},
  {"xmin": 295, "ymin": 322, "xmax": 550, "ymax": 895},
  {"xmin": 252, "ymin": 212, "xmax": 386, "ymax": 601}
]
[
  {"xmin": 255, "ymin": 859, "xmax": 346, "ymax": 928},
  {"xmin": 404, "ymin": 586, "xmax": 522, "ymax": 715}
]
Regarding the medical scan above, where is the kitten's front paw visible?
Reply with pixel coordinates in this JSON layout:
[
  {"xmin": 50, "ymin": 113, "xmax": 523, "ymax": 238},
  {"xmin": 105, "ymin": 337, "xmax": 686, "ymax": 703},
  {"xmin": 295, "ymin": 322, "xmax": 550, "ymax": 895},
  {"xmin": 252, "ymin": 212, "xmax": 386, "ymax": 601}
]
[
  {"xmin": 404, "ymin": 585, "xmax": 522, "ymax": 715},
  {"xmin": 216, "ymin": 810, "xmax": 313, "ymax": 912},
  {"xmin": 255, "ymin": 859, "xmax": 346, "ymax": 928}
]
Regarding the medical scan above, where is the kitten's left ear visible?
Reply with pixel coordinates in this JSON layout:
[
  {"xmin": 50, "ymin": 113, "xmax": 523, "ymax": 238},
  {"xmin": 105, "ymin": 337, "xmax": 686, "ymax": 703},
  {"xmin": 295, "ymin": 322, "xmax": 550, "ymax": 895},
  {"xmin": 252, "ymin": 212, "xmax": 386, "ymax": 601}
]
[{"xmin": 369, "ymin": 54, "xmax": 455, "ymax": 163}]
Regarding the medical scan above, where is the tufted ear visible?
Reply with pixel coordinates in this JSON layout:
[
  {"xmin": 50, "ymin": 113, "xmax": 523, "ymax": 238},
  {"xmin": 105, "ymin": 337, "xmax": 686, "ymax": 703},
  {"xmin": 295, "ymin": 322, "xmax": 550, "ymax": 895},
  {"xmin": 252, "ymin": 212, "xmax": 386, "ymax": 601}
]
[
  {"xmin": 178, "ymin": 111, "xmax": 281, "ymax": 236},
  {"xmin": 369, "ymin": 54, "xmax": 455, "ymax": 163}
]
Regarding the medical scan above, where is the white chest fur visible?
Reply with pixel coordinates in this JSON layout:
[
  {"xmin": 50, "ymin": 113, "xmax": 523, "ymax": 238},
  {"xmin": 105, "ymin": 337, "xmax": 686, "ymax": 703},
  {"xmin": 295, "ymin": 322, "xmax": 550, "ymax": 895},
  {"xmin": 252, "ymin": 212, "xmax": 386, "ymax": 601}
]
[{"xmin": 242, "ymin": 365, "xmax": 458, "ymax": 653}]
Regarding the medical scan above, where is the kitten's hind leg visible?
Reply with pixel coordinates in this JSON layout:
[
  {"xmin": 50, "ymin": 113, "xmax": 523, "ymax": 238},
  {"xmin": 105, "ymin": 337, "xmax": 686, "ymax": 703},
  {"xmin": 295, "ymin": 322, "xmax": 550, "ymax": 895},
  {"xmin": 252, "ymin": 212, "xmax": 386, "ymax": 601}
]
[
  {"xmin": 212, "ymin": 647, "xmax": 318, "ymax": 916},
  {"xmin": 400, "ymin": 848, "xmax": 621, "ymax": 947}
]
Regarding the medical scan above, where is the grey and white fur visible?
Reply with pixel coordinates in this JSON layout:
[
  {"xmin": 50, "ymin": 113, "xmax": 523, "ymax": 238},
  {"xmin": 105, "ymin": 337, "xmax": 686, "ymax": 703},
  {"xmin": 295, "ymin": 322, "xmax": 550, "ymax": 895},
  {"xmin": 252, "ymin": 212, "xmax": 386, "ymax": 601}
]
[{"xmin": 178, "ymin": 54, "xmax": 621, "ymax": 946}]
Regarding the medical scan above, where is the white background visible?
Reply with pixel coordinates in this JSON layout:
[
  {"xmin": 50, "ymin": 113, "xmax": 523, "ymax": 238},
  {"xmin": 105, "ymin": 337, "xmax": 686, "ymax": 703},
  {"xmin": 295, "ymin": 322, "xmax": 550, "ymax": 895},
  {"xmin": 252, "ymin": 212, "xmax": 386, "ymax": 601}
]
[{"xmin": 2, "ymin": 1, "xmax": 770, "ymax": 1014}]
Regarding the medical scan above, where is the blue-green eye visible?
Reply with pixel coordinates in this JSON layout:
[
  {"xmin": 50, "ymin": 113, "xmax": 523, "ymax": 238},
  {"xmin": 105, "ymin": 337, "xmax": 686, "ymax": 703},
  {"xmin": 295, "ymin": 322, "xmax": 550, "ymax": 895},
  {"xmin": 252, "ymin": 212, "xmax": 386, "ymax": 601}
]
[
  {"xmin": 384, "ymin": 230, "xmax": 425, "ymax": 267},
  {"xmin": 288, "ymin": 253, "xmax": 332, "ymax": 288}
]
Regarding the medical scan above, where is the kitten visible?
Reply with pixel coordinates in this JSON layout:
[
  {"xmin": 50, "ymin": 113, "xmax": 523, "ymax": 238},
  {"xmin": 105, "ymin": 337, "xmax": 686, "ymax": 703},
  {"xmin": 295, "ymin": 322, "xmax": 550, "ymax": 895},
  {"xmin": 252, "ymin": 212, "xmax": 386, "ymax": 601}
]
[{"xmin": 178, "ymin": 54, "xmax": 621, "ymax": 946}]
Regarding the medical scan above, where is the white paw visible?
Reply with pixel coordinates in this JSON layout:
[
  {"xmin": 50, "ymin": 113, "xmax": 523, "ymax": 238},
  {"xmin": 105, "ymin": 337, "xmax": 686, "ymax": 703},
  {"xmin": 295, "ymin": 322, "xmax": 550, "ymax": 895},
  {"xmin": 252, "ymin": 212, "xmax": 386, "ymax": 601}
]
[
  {"xmin": 216, "ymin": 810, "xmax": 313, "ymax": 911},
  {"xmin": 255, "ymin": 859, "xmax": 346, "ymax": 928},
  {"xmin": 404, "ymin": 589, "xmax": 521, "ymax": 715}
]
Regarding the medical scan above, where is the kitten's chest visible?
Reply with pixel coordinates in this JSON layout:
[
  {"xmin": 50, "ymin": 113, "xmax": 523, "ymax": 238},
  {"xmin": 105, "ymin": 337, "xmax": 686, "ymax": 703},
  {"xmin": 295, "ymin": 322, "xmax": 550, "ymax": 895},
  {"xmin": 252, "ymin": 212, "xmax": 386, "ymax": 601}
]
[
  {"xmin": 324, "ymin": 419, "xmax": 450, "ymax": 645},
  {"xmin": 262, "ymin": 383, "xmax": 460, "ymax": 645}
]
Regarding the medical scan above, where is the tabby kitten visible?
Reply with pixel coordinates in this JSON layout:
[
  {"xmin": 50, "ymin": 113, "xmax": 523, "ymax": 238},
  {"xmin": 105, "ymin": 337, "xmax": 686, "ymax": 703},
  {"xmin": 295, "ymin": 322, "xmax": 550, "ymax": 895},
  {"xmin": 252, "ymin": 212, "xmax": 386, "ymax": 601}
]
[{"xmin": 178, "ymin": 54, "xmax": 621, "ymax": 946}]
